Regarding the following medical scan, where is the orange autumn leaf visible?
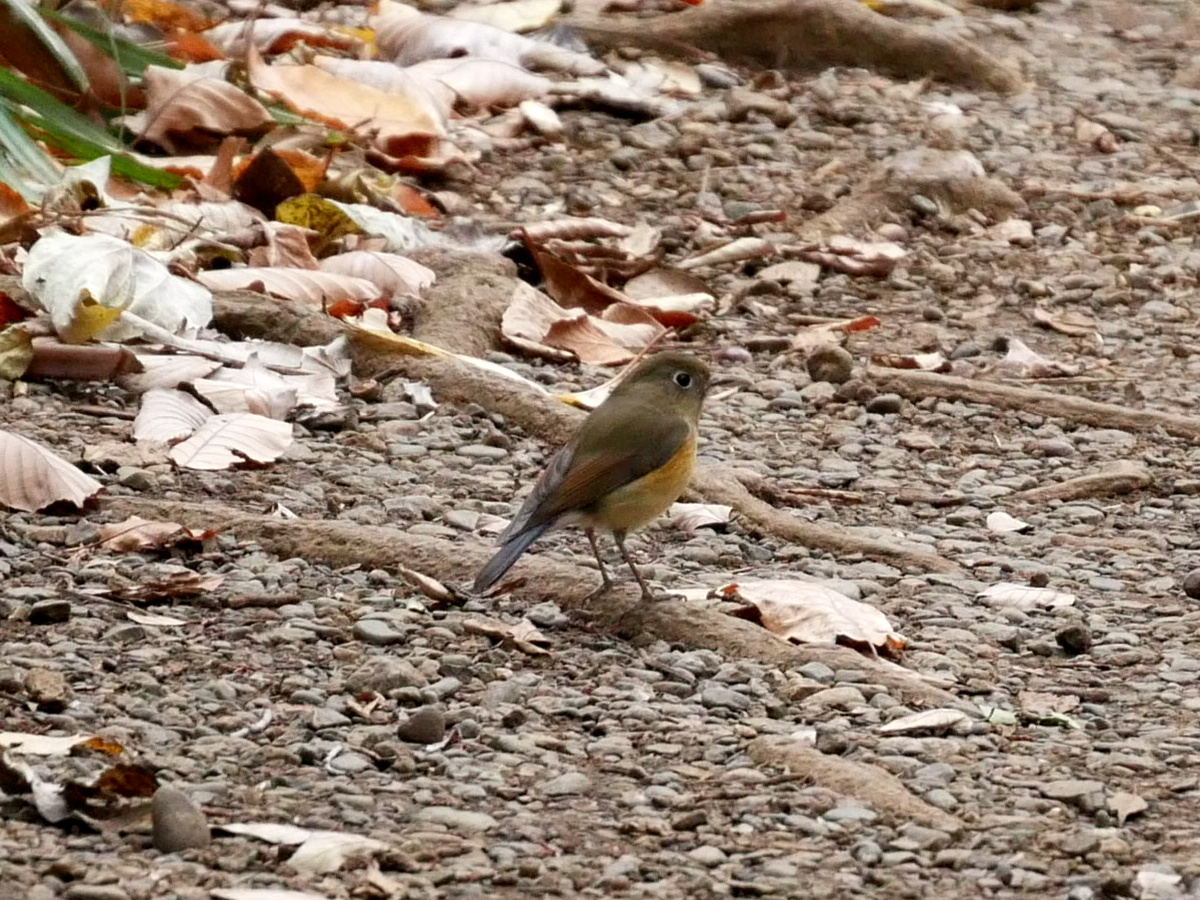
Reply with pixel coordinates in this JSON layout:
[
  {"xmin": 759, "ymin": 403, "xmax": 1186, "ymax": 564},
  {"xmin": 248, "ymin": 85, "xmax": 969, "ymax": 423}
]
[
  {"xmin": 164, "ymin": 30, "xmax": 225, "ymax": 64},
  {"xmin": 113, "ymin": 0, "xmax": 213, "ymax": 32}
]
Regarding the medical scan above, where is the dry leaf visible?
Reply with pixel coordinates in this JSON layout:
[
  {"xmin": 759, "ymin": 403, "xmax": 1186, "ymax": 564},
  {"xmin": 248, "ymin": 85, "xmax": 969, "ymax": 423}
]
[
  {"xmin": 994, "ymin": 337, "xmax": 1082, "ymax": 378},
  {"xmin": 0, "ymin": 429, "xmax": 103, "ymax": 511},
  {"xmin": 461, "ymin": 615, "xmax": 551, "ymax": 655},
  {"xmin": 405, "ymin": 57, "xmax": 550, "ymax": 112},
  {"xmin": 134, "ymin": 388, "xmax": 212, "ymax": 445},
  {"xmin": 22, "ymin": 232, "xmax": 213, "ymax": 343},
  {"xmin": 720, "ymin": 580, "xmax": 906, "ymax": 658},
  {"xmin": 986, "ymin": 511, "xmax": 1033, "ymax": 534},
  {"xmin": 877, "ymin": 708, "xmax": 971, "ymax": 735},
  {"xmin": 678, "ymin": 237, "xmax": 775, "ymax": 270},
  {"xmin": 135, "ymin": 63, "xmax": 271, "ymax": 153},
  {"xmin": 0, "ymin": 733, "xmax": 93, "ymax": 756},
  {"xmin": 794, "ymin": 236, "xmax": 907, "ymax": 277},
  {"xmin": 196, "ymin": 268, "xmax": 380, "ymax": 305},
  {"xmin": 168, "ymin": 413, "xmax": 293, "ymax": 470},
  {"xmin": 1031, "ymin": 307, "xmax": 1098, "ymax": 337},
  {"xmin": 870, "ymin": 351, "xmax": 949, "ymax": 372},
  {"xmin": 669, "ymin": 502, "xmax": 732, "ymax": 532},
  {"xmin": 976, "ymin": 583, "xmax": 1076, "ymax": 610},
  {"xmin": 373, "ymin": 0, "xmax": 602, "ymax": 75},
  {"xmin": 792, "ymin": 315, "xmax": 881, "ymax": 353},
  {"xmin": 247, "ymin": 47, "xmax": 442, "ymax": 160},
  {"xmin": 217, "ymin": 822, "xmax": 387, "ymax": 875},
  {"xmin": 319, "ymin": 251, "xmax": 435, "ymax": 296},
  {"xmin": 99, "ymin": 515, "xmax": 186, "ymax": 551}
]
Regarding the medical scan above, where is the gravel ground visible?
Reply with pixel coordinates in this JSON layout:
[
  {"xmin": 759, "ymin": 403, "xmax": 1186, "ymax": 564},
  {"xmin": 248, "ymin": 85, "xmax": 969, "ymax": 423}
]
[{"xmin": 4, "ymin": 0, "xmax": 1200, "ymax": 898}]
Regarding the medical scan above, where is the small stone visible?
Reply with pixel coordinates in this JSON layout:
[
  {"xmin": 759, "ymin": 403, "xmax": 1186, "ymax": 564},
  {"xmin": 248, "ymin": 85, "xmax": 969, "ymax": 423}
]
[
  {"xmin": 116, "ymin": 467, "xmax": 158, "ymax": 491},
  {"xmin": 346, "ymin": 657, "xmax": 427, "ymax": 693},
  {"xmin": 353, "ymin": 619, "xmax": 407, "ymax": 646},
  {"xmin": 689, "ymin": 845, "xmax": 727, "ymax": 867},
  {"xmin": 311, "ymin": 707, "xmax": 352, "ymax": 729},
  {"xmin": 28, "ymin": 598, "xmax": 71, "ymax": 625},
  {"xmin": 1056, "ymin": 623, "xmax": 1093, "ymax": 655},
  {"xmin": 797, "ymin": 662, "xmax": 835, "ymax": 683},
  {"xmin": 64, "ymin": 887, "xmax": 131, "ymax": 900},
  {"xmin": 104, "ymin": 623, "xmax": 145, "ymax": 644},
  {"xmin": 152, "ymin": 785, "xmax": 211, "ymax": 852},
  {"xmin": 397, "ymin": 706, "xmax": 446, "ymax": 744},
  {"xmin": 1060, "ymin": 830, "xmax": 1100, "ymax": 857},
  {"xmin": 802, "ymin": 685, "xmax": 867, "ymax": 710},
  {"xmin": 865, "ymin": 394, "xmax": 904, "ymax": 415},
  {"xmin": 1182, "ymin": 569, "xmax": 1200, "ymax": 600},
  {"xmin": 542, "ymin": 772, "xmax": 592, "ymax": 796},
  {"xmin": 807, "ymin": 345, "xmax": 854, "ymax": 385},
  {"xmin": 672, "ymin": 810, "xmax": 708, "ymax": 830},
  {"xmin": 25, "ymin": 668, "xmax": 70, "ymax": 712},
  {"xmin": 417, "ymin": 806, "xmax": 497, "ymax": 833},
  {"xmin": 701, "ymin": 685, "xmax": 752, "ymax": 711}
]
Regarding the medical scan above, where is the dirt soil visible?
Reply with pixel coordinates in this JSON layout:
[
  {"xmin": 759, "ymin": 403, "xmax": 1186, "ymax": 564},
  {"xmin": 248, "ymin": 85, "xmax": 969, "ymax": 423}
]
[{"xmin": 4, "ymin": 0, "xmax": 1200, "ymax": 898}]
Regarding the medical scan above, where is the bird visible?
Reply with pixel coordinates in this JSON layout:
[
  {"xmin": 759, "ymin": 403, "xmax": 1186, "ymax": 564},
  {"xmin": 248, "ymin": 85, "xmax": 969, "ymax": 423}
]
[{"xmin": 473, "ymin": 351, "xmax": 711, "ymax": 601}]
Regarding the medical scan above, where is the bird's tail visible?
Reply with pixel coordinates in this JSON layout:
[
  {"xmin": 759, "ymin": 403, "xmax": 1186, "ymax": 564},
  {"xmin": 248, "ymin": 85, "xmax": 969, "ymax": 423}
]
[{"xmin": 473, "ymin": 523, "xmax": 551, "ymax": 593}]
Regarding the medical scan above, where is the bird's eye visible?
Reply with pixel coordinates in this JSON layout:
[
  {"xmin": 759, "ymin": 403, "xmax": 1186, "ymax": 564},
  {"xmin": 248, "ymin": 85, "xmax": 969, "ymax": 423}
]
[{"xmin": 673, "ymin": 371, "xmax": 692, "ymax": 388}]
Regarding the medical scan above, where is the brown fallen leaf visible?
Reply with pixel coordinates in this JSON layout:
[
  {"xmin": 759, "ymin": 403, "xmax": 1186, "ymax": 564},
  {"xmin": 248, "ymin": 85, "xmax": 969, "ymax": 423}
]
[
  {"xmin": 135, "ymin": 63, "xmax": 272, "ymax": 153},
  {"xmin": 461, "ymin": 615, "xmax": 552, "ymax": 655}
]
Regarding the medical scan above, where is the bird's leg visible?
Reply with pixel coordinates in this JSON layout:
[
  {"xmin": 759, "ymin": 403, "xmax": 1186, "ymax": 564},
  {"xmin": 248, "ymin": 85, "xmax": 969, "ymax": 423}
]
[
  {"xmin": 614, "ymin": 530, "xmax": 656, "ymax": 602},
  {"xmin": 583, "ymin": 527, "xmax": 614, "ymax": 600}
]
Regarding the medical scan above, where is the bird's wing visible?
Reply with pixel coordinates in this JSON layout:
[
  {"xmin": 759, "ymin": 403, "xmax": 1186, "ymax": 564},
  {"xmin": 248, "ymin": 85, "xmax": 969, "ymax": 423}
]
[{"xmin": 498, "ymin": 408, "xmax": 690, "ymax": 541}]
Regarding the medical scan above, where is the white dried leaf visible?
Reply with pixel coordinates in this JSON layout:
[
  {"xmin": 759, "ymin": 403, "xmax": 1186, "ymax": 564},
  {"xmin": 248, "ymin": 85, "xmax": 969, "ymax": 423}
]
[
  {"xmin": 0, "ymin": 733, "xmax": 91, "ymax": 755},
  {"xmin": 168, "ymin": 414, "xmax": 293, "ymax": 470},
  {"xmin": 670, "ymin": 502, "xmax": 732, "ymax": 532},
  {"xmin": 877, "ymin": 708, "xmax": 970, "ymax": 735},
  {"xmin": 986, "ymin": 511, "xmax": 1032, "ymax": 534},
  {"xmin": 22, "ymin": 231, "xmax": 213, "ymax": 342},
  {"xmin": 0, "ymin": 430, "xmax": 103, "ymax": 512},
  {"xmin": 723, "ymin": 580, "xmax": 905, "ymax": 653},
  {"xmin": 976, "ymin": 583, "xmax": 1075, "ymax": 610},
  {"xmin": 134, "ymin": 388, "xmax": 212, "ymax": 445}
]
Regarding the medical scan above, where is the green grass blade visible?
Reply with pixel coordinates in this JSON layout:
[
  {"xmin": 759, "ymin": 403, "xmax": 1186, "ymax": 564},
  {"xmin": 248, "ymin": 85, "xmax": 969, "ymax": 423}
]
[
  {"xmin": 0, "ymin": 100, "xmax": 60, "ymax": 187},
  {"xmin": 42, "ymin": 8, "xmax": 182, "ymax": 76}
]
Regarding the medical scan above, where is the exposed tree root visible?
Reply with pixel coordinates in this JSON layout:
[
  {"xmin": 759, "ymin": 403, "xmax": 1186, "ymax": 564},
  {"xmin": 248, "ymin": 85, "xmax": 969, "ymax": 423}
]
[
  {"xmin": 872, "ymin": 368, "xmax": 1200, "ymax": 442},
  {"xmin": 567, "ymin": 0, "xmax": 1024, "ymax": 93},
  {"xmin": 748, "ymin": 735, "xmax": 963, "ymax": 831},
  {"xmin": 100, "ymin": 497, "xmax": 965, "ymax": 710},
  {"xmin": 1012, "ymin": 461, "xmax": 1152, "ymax": 504},
  {"xmin": 208, "ymin": 285, "xmax": 964, "ymax": 575}
]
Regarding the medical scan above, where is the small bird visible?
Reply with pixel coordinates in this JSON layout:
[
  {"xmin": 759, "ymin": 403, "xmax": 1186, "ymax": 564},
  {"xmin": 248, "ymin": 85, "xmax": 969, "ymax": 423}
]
[{"xmin": 474, "ymin": 351, "xmax": 711, "ymax": 600}]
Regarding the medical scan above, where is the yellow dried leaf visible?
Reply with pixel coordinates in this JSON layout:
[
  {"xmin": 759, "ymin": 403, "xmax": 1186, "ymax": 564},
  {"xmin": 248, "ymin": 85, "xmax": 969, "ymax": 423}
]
[{"xmin": 62, "ymin": 296, "xmax": 125, "ymax": 345}]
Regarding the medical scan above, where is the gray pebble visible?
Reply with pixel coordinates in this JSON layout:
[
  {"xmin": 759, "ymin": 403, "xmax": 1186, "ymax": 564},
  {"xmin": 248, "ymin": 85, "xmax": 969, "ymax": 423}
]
[
  {"xmin": 865, "ymin": 394, "xmax": 904, "ymax": 415},
  {"xmin": 417, "ymin": 806, "xmax": 497, "ymax": 833},
  {"xmin": 689, "ymin": 845, "xmax": 727, "ymax": 867},
  {"xmin": 1057, "ymin": 623, "xmax": 1093, "ymax": 655},
  {"xmin": 542, "ymin": 772, "xmax": 592, "ymax": 796},
  {"xmin": 397, "ymin": 706, "xmax": 446, "ymax": 744},
  {"xmin": 353, "ymin": 619, "xmax": 407, "ymax": 646},
  {"xmin": 1182, "ymin": 569, "xmax": 1200, "ymax": 599},
  {"xmin": 28, "ymin": 598, "xmax": 71, "ymax": 625},
  {"xmin": 152, "ymin": 785, "xmax": 210, "ymax": 853},
  {"xmin": 701, "ymin": 685, "xmax": 752, "ymax": 711}
]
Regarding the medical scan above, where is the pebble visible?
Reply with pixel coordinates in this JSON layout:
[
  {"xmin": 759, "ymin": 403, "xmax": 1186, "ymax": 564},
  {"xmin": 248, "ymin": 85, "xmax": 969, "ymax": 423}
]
[
  {"xmin": 542, "ymin": 772, "xmax": 592, "ymax": 796},
  {"xmin": 151, "ymin": 785, "xmax": 211, "ymax": 852},
  {"xmin": 689, "ymin": 846, "xmax": 727, "ymax": 866},
  {"xmin": 1182, "ymin": 569, "xmax": 1200, "ymax": 599},
  {"xmin": 417, "ymin": 806, "xmax": 498, "ymax": 833},
  {"xmin": 1056, "ymin": 623, "xmax": 1093, "ymax": 655},
  {"xmin": 701, "ymin": 684, "xmax": 752, "ymax": 711},
  {"xmin": 396, "ymin": 706, "xmax": 446, "ymax": 744},
  {"xmin": 25, "ymin": 668, "xmax": 69, "ymax": 712},
  {"xmin": 28, "ymin": 598, "xmax": 71, "ymax": 625},
  {"xmin": 353, "ymin": 618, "xmax": 407, "ymax": 646},
  {"xmin": 865, "ymin": 394, "xmax": 904, "ymax": 415},
  {"xmin": 807, "ymin": 345, "xmax": 854, "ymax": 384},
  {"xmin": 345, "ymin": 657, "xmax": 428, "ymax": 693}
]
